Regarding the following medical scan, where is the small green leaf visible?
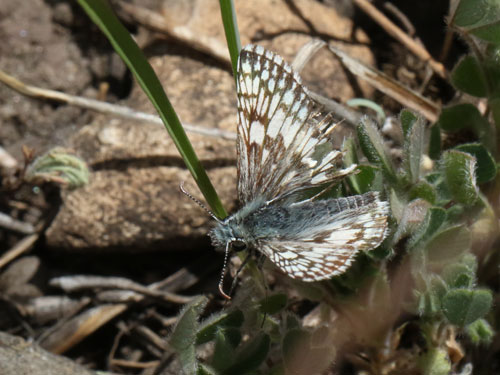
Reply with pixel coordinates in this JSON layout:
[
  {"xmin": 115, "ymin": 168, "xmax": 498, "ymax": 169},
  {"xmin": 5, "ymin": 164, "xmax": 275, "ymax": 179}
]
[
  {"xmin": 400, "ymin": 109, "xmax": 418, "ymax": 137},
  {"xmin": 357, "ymin": 116, "xmax": 396, "ymax": 180},
  {"xmin": 438, "ymin": 103, "xmax": 488, "ymax": 132},
  {"xmin": 222, "ymin": 333, "xmax": 270, "ymax": 375},
  {"xmin": 170, "ymin": 296, "xmax": 208, "ymax": 349},
  {"xmin": 460, "ymin": 253, "xmax": 479, "ymax": 273},
  {"xmin": 426, "ymin": 225, "xmax": 471, "ymax": 264},
  {"xmin": 454, "ymin": 0, "xmax": 488, "ymax": 26},
  {"xmin": 389, "ymin": 188, "xmax": 406, "ymax": 222},
  {"xmin": 486, "ymin": 43, "xmax": 500, "ymax": 62},
  {"xmin": 409, "ymin": 181, "xmax": 437, "ymax": 204},
  {"xmin": 348, "ymin": 165, "xmax": 377, "ymax": 194},
  {"xmin": 343, "ymin": 138, "xmax": 377, "ymax": 194},
  {"xmin": 451, "ymin": 55, "xmax": 489, "ymax": 97},
  {"xmin": 438, "ymin": 104, "xmax": 492, "ymax": 151},
  {"xmin": 445, "ymin": 204, "xmax": 466, "ymax": 222},
  {"xmin": 408, "ymin": 207, "xmax": 446, "ymax": 249},
  {"xmin": 491, "ymin": 97, "xmax": 500, "ymax": 129},
  {"xmin": 438, "ymin": 104, "xmax": 475, "ymax": 131},
  {"xmin": 442, "ymin": 288, "xmax": 492, "ymax": 326},
  {"xmin": 392, "ymin": 199, "xmax": 430, "ymax": 244},
  {"xmin": 416, "ymin": 291, "xmax": 440, "ymax": 317},
  {"xmin": 454, "ymin": 0, "xmax": 500, "ymax": 43},
  {"xmin": 416, "ymin": 275, "xmax": 448, "ymax": 317},
  {"xmin": 468, "ymin": 17, "xmax": 500, "ymax": 44},
  {"xmin": 342, "ymin": 137, "xmax": 359, "ymax": 165},
  {"xmin": 485, "ymin": 57, "xmax": 500, "ymax": 96},
  {"xmin": 428, "ymin": 125, "xmax": 441, "ymax": 160},
  {"xmin": 455, "ymin": 143, "xmax": 497, "ymax": 183},
  {"xmin": 427, "ymin": 175, "xmax": 452, "ymax": 207},
  {"xmin": 211, "ymin": 329, "xmax": 238, "ymax": 372},
  {"xmin": 197, "ymin": 309, "xmax": 244, "ymax": 345},
  {"xmin": 170, "ymin": 296, "xmax": 208, "ymax": 375},
  {"xmin": 465, "ymin": 318, "xmax": 494, "ymax": 345},
  {"xmin": 442, "ymin": 150, "xmax": 479, "ymax": 205},
  {"xmin": 25, "ymin": 148, "xmax": 90, "ymax": 189},
  {"xmin": 442, "ymin": 259, "xmax": 477, "ymax": 289},
  {"xmin": 259, "ymin": 294, "xmax": 287, "ymax": 315},
  {"xmin": 197, "ymin": 363, "xmax": 218, "ymax": 375},
  {"xmin": 429, "ymin": 275, "xmax": 449, "ymax": 303},
  {"xmin": 403, "ymin": 116, "xmax": 425, "ymax": 184},
  {"xmin": 418, "ymin": 348, "xmax": 451, "ymax": 375}
]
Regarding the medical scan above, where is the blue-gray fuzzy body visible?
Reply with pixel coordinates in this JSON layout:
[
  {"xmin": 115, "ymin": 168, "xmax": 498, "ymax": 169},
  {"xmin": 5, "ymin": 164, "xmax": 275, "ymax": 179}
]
[{"xmin": 209, "ymin": 192, "xmax": 379, "ymax": 251}]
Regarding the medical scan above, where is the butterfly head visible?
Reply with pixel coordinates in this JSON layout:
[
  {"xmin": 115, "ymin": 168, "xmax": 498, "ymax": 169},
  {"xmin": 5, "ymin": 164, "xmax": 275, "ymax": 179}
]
[
  {"xmin": 209, "ymin": 215, "xmax": 255, "ymax": 300},
  {"xmin": 209, "ymin": 217, "xmax": 248, "ymax": 253},
  {"xmin": 209, "ymin": 197, "xmax": 267, "ymax": 252}
]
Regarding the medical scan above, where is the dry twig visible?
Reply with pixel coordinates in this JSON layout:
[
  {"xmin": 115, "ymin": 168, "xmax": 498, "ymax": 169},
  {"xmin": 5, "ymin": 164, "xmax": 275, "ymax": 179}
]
[
  {"xmin": 40, "ymin": 265, "xmax": 201, "ymax": 354},
  {"xmin": 353, "ymin": 0, "xmax": 447, "ymax": 79},
  {"xmin": 0, "ymin": 234, "xmax": 39, "ymax": 269},
  {"xmin": 0, "ymin": 212, "xmax": 35, "ymax": 235},
  {"xmin": 328, "ymin": 45, "xmax": 440, "ymax": 122},
  {"xmin": 116, "ymin": 1, "xmax": 231, "ymax": 67},
  {"xmin": 50, "ymin": 275, "xmax": 194, "ymax": 304},
  {"xmin": 0, "ymin": 69, "xmax": 236, "ymax": 140},
  {"xmin": 292, "ymin": 40, "xmax": 364, "ymax": 126}
]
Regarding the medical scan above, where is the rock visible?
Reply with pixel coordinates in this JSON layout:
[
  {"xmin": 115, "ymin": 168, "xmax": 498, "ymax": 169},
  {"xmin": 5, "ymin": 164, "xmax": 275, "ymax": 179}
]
[
  {"xmin": 45, "ymin": 0, "xmax": 375, "ymax": 251},
  {"xmin": 162, "ymin": 0, "xmax": 374, "ymax": 99},
  {"xmin": 0, "ymin": 331, "xmax": 97, "ymax": 375},
  {"xmin": 46, "ymin": 56, "xmax": 237, "ymax": 250}
]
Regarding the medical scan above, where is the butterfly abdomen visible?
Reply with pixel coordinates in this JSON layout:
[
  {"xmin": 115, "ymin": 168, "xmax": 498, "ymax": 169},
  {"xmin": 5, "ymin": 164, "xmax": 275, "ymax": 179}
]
[{"xmin": 236, "ymin": 192, "xmax": 384, "ymax": 241}]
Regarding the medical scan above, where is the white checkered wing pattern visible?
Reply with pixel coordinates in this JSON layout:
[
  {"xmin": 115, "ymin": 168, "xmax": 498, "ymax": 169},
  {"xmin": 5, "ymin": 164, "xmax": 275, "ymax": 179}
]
[
  {"xmin": 258, "ymin": 193, "xmax": 389, "ymax": 281},
  {"xmin": 236, "ymin": 45, "xmax": 356, "ymax": 204}
]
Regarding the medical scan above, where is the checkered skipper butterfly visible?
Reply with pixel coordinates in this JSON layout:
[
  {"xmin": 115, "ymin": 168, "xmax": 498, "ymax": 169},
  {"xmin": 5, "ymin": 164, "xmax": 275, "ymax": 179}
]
[{"xmin": 207, "ymin": 45, "xmax": 389, "ymax": 298}]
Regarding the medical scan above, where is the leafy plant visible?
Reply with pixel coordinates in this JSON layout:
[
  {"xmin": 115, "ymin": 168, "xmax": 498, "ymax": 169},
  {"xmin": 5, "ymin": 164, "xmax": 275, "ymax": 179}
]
[
  {"xmin": 76, "ymin": 0, "xmax": 500, "ymax": 373},
  {"xmin": 24, "ymin": 147, "xmax": 89, "ymax": 188}
]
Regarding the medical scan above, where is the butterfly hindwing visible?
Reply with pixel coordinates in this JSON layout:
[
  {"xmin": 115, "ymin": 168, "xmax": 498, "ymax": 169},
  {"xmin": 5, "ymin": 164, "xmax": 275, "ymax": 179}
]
[
  {"xmin": 236, "ymin": 45, "xmax": 356, "ymax": 205},
  {"xmin": 255, "ymin": 192, "xmax": 390, "ymax": 281}
]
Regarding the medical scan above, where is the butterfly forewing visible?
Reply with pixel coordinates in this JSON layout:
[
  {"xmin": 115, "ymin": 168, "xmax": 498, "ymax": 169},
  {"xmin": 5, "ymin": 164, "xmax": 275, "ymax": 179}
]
[{"xmin": 236, "ymin": 45, "xmax": 355, "ymax": 205}]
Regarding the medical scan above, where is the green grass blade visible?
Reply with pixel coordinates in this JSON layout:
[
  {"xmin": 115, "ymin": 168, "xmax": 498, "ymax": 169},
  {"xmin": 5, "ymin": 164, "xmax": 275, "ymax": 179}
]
[
  {"xmin": 219, "ymin": 0, "xmax": 242, "ymax": 79},
  {"xmin": 76, "ymin": 0, "xmax": 226, "ymax": 218}
]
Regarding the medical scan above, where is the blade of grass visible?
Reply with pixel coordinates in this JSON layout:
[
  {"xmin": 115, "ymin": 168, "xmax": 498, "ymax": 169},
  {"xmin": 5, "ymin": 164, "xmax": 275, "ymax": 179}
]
[
  {"xmin": 217, "ymin": 0, "xmax": 262, "ymax": 275},
  {"xmin": 76, "ymin": 0, "xmax": 226, "ymax": 218},
  {"xmin": 219, "ymin": 0, "xmax": 242, "ymax": 80}
]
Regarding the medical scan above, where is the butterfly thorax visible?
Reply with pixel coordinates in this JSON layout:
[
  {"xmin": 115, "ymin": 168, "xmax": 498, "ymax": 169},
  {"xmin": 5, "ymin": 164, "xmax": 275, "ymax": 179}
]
[{"xmin": 209, "ymin": 196, "xmax": 293, "ymax": 251}]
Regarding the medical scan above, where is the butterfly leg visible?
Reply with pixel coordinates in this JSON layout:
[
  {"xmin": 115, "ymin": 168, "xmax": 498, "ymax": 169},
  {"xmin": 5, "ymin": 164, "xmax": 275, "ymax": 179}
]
[{"xmin": 226, "ymin": 250, "xmax": 253, "ymax": 298}]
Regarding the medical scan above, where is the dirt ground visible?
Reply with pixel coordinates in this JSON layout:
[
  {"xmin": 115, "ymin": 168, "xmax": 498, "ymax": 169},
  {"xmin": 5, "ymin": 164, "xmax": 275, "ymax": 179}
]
[{"xmin": 0, "ymin": 0, "xmax": 464, "ymax": 374}]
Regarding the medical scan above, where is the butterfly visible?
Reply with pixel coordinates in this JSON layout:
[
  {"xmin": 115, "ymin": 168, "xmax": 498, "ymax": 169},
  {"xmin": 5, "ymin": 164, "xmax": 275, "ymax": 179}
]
[{"xmin": 206, "ymin": 45, "xmax": 389, "ymax": 298}]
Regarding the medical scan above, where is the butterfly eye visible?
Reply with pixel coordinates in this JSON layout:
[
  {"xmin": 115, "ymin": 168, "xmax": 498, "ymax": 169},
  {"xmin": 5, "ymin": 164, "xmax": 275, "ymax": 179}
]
[{"xmin": 231, "ymin": 240, "xmax": 247, "ymax": 252}]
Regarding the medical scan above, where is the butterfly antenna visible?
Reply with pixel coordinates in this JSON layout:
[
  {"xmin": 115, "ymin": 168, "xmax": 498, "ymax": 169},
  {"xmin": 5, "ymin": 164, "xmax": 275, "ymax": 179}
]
[
  {"xmin": 218, "ymin": 241, "xmax": 232, "ymax": 300},
  {"xmin": 180, "ymin": 182, "xmax": 222, "ymax": 223}
]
